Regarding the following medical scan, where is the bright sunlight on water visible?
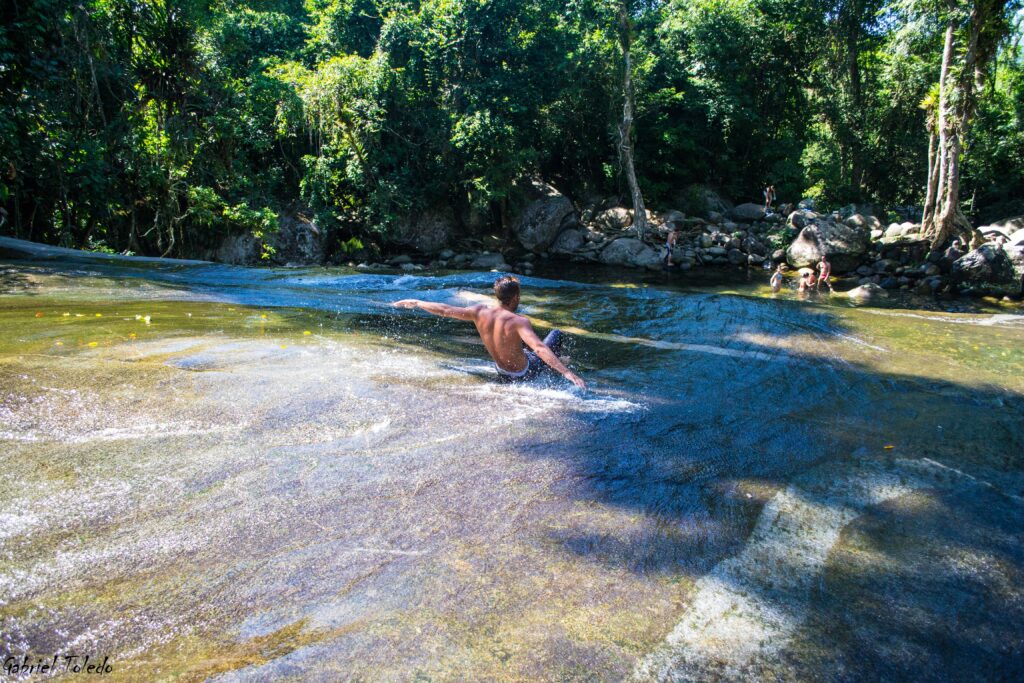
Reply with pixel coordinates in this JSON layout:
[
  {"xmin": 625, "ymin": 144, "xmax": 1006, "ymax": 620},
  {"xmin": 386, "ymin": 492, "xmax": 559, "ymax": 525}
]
[{"xmin": 1, "ymin": 240, "xmax": 1022, "ymax": 681}]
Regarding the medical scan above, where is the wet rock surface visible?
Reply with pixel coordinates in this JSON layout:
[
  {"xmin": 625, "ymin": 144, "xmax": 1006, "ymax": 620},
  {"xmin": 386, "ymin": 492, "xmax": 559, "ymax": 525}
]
[{"xmin": 1, "ymin": 243, "xmax": 1023, "ymax": 681}]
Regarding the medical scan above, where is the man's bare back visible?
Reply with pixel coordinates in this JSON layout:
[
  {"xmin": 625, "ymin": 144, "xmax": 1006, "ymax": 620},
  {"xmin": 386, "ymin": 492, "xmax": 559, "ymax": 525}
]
[{"xmin": 393, "ymin": 276, "xmax": 586, "ymax": 390}]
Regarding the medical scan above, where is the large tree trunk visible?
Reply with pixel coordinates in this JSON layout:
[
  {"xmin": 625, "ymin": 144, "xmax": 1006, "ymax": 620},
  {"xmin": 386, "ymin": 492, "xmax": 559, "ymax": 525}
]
[
  {"xmin": 922, "ymin": 128, "xmax": 939, "ymax": 229},
  {"xmin": 924, "ymin": 0, "xmax": 1010, "ymax": 248},
  {"xmin": 617, "ymin": 4, "xmax": 648, "ymax": 239},
  {"xmin": 846, "ymin": 0, "xmax": 864, "ymax": 194},
  {"xmin": 925, "ymin": 20, "xmax": 954, "ymax": 232}
]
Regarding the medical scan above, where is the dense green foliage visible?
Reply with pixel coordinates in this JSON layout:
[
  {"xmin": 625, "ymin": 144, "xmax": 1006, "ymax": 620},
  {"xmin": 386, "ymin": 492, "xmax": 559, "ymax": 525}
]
[{"xmin": 1, "ymin": 0, "xmax": 1021, "ymax": 258}]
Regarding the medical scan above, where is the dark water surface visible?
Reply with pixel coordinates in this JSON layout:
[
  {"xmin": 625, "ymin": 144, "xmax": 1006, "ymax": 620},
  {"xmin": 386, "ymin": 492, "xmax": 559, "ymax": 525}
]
[{"xmin": 1, "ymin": 240, "xmax": 1022, "ymax": 681}]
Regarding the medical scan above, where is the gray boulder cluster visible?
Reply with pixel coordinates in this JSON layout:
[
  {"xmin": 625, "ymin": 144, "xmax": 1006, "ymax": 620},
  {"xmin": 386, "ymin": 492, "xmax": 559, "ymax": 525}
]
[{"xmin": 213, "ymin": 180, "xmax": 1024, "ymax": 299}]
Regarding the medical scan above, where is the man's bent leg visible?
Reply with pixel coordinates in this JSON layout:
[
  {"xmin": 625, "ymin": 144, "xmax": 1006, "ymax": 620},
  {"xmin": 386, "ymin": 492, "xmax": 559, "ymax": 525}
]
[
  {"xmin": 521, "ymin": 330, "xmax": 565, "ymax": 380},
  {"xmin": 542, "ymin": 329, "xmax": 564, "ymax": 357}
]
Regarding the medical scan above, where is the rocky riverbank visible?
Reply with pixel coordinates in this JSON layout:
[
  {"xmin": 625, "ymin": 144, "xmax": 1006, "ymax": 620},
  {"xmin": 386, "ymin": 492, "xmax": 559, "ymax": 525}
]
[{"xmin": 198, "ymin": 180, "xmax": 1024, "ymax": 301}]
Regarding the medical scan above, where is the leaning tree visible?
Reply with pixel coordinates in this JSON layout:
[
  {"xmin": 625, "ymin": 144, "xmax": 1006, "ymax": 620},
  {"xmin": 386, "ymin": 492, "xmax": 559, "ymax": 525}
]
[{"xmin": 921, "ymin": 0, "xmax": 1021, "ymax": 248}]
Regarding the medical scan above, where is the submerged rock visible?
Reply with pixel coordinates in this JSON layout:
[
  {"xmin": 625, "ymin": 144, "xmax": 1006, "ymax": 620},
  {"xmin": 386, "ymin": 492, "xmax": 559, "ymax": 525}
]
[{"xmin": 847, "ymin": 283, "xmax": 887, "ymax": 301}]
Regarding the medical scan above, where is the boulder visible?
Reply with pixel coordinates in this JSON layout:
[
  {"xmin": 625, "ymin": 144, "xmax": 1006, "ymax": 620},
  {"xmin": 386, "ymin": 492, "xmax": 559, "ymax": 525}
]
[
  {"xmin": 952, "ymin": 245, "xmax": 1016, "ymax": 284},
  {"xmin": 470, "ymin": 252, "xmax": 511, "ymax": 271},
  {"xmin": 593, "ymin": 207, "xmax": 633, "ymax": 232},
  {"xmin": 1009, "ymin": 229, "xmax": 1024, "ymax": 247},
  {"xmin": 599, "ymin": 238, "xmax": 662, "ymax": 270},
  {"xmin": 701, "ymin": 187, "xmax": 732, "ymax": 215},
  {"xmin": 550, "ymin": 228, "xmax": 586, "ymax": 255},
  {"xmin": 216, "ymin": 233, "xmax": 262, "ymax": 266},
  {"xmin": 847, "ymin": 283, "xmax": 887, "ymax": 302},
  {"xmin": 789, "ymin": 209, "xmax": 819, "ymax": 230},
  {"xmin": 1001, "ymin": 244, "xmax": 1024, "ymax": 287},
  {"xmin": 659, "ymin": 210, "xmax": 686, "ymax": 226},
  {"xmin": 269, "ymin": 216, "xmax": 326, "ymax": 265},
  {"xmin": 797, "ymin": 198, "xmax": 816, "ymax": 211},
  {"xmin": 786, "ymin": 221, "xmax": 870, "ymax": 272},
  {"xmin": 979, "ymin": 216, "xmax": 1024, "ymax": 239},
  {"xmin": 392, "ymin": 209, "xmax": 455, "ymax": 254},
  {"xmin": 884, "ymin": 223, "xmax": 903, "ymax": 240},
  {"xmin": 873, "ymin": 258, "xmax": 898, "ymax": 274},
  {"xmin": 845, "ymin": 213, "xmax": 881, "ymax": 231},
  {"xmin": 512, "ymin": 181, "xmax": 575, "ymax": 253},
  {"xmin": 730, "ymin": 203, "xmax": 766, "ymax": 222},
  {"xmin": 727, "ymin": 248, "xmax": 745, "ymax": 265}
]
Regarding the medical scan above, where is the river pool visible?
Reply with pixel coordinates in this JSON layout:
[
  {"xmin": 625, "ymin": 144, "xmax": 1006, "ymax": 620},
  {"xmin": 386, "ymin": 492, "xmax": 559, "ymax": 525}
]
[{"xmin": 1, "ymin": 239, "xmax": 1022, "ymax": 681}]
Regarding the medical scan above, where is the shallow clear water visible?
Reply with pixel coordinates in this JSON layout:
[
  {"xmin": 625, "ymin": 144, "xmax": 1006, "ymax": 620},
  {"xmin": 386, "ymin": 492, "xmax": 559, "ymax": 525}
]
[{"xmin": 1, "ymin": 245, "xmax": 1022, "ymax": 681}]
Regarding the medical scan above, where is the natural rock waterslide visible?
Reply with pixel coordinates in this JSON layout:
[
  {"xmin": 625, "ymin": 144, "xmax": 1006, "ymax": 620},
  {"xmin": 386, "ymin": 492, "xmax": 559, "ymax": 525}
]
[{"xmin": 1, "ymin": 237, "xmax": 1023, "ymax": 681}]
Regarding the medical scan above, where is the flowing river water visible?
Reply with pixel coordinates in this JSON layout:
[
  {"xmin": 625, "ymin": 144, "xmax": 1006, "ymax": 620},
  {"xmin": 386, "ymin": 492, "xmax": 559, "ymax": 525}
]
[{"xmin": 1, "ymin": 237, "xmax": 1023, "ymax": 681}]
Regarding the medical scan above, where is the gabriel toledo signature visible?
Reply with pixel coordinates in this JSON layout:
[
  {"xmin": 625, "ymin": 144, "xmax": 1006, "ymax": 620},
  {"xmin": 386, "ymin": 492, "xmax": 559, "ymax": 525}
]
[{"xmin": 4, "ymin": 654, "xmax": 113, "ymax": 676}]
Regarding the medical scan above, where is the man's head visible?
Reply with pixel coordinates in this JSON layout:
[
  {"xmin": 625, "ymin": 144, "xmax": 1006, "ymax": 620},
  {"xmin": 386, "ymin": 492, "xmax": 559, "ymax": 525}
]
[{"xmin": 494, "ymin": 275, "xmax": 521, "ymax": 310}]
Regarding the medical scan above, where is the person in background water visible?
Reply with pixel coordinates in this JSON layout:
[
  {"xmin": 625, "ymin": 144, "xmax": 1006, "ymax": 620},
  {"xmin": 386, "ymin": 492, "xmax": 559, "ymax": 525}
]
[
  {"xmin": 816, "ymin": 255, "xmax": 834, "ymax": 292},
  {"xmin": 770, "ymin": 264, "xmax": 784, "ymax": 292},
  {"xmin": 663, "ymin": 226, "xmax": 679, "ymax": 267},
  {"xmin": 798, "ymin": 268, "xmax": 816, "ymax": 293},
  {"xmin": 763, "ymin": 184, "xmax": 776, "ymax": 214},
  {"xmin": 393, "ymin": 275, "xmax": 586, "ymax": 390}
]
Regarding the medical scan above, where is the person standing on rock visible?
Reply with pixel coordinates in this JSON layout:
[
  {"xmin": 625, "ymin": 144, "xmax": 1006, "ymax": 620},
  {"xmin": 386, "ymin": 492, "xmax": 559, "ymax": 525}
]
[
  {"xmin": 663, "ymin": 227, "xmax": 679, "ymax": 267},
  {"xmin": 816, "ymin": 256, "xmax": 834, "ymax": 292},
  {"xmin": 763, "ymin": 184, "xmax": 776, "ymax": 214},
  {"xmin": 393, "ymin": 275, "xmax": 586, "ymax": 390}
]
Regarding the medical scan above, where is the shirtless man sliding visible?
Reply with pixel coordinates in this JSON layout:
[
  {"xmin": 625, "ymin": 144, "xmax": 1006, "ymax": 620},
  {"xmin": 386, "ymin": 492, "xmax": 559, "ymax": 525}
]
[{"xmin": 393, "ymin": 275, "xmax": 586, "ymax": 390}]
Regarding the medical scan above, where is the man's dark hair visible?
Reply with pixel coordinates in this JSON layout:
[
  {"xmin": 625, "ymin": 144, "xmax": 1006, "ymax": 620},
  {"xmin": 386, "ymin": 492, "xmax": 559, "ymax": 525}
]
[{"xmin": 494, "ymin": 275, "xmax": 520, "ymax": 306}]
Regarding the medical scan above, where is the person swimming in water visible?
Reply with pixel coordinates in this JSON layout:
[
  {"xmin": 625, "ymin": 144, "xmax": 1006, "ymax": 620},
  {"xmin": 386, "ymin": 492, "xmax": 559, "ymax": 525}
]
[
  {"xmin": 798, "ymin": 267, "xmax": 816, "ymax": 293},
  {"xmin": 393, "ymin": 275, "xmax": 587, "ymax": 390},
  {"xmin": 770, "ymin": 264, "xmax": 783, "ymax": 292}
]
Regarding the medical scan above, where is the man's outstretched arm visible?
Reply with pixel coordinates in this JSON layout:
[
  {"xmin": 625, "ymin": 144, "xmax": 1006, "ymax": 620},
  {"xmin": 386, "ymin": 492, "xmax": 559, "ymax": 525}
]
[
  {"xmin": 393, "ymin": 299, "xmax": 478, "ymax": 321},
  {"xmin": 517, "ymin": 322, "xmax": 586, "ymax": 390}
]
